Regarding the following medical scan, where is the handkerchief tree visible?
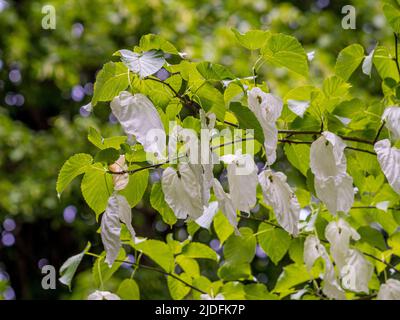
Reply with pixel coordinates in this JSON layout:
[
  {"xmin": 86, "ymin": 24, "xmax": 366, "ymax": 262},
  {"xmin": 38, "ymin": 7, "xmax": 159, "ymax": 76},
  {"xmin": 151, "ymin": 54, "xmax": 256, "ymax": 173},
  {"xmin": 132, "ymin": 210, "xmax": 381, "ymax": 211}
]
[{"xmin": 57, "ymin": 25, "xmax": 400, "ymax": 300}]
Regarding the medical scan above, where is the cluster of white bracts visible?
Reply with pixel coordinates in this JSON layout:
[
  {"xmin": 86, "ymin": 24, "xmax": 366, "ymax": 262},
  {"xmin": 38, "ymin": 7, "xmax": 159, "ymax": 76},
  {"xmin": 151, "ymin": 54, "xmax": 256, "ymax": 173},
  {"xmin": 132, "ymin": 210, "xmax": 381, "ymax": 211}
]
[
  {"xmin": 304, "ymin": 219, "xmax": 373, "ymax": 300},
  {"xmin": 101, "ymin": 88, "xmax": 399, "ymax": 300}
]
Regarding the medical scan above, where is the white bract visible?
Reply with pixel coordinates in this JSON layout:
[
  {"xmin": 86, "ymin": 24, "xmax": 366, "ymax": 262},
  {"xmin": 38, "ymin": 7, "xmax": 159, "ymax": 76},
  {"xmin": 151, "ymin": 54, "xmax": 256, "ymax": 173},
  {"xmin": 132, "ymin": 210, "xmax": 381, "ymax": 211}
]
[
  {"xmin": 87, "ymin": 290, "xmax": 120, "ymax": 300},
  {"xmin": 109, "ymin": 155, "xmax": 129, "ymax": 191},
  {"xmin": 362, "ymin": 48, "xmax": 375, "ymax": 77},
  {"xmin": 382, "ymin": 106, "xmax": 400, "ymax": 140},
  {"xmin": 258, "ymin": 169, "xmax": 300, "ymax": 236},
  {"xmin": 195, "ymin": 201, "xmax": 219, "ymax": 229},
  {"xmin": 161, "ymin": 164, "xmax": 204, "ymax": 220},
  {"xmin": 325, "ymin": 219, "xmax": 360, "ymax": 270},
  {"xmin": 374, "ymin": 139, "xmax": 400, "ymax": 195},
  {"xmin": 220, "ymin": 151, "xmax": 258, "ymax": 213},
  {"xmin": 247, "ymin": 87, "xmax": 283, "ymax": 165},
  {"xmin": 287, "ymin": 100, "xmax": 310, "ymax": 118},
  {"xmin": 118, "ymin": 49, "xmax": 165, "ymax": 78},
  {"xmin": 310, "ymin": 132, "xmax": 354, "ymax": 214},
  {"xmin": 377, "ymin": 279, "xmax": 400, "ymax": 300},
  {"xmin": 101, "ymin": 194, "xmax": 135, "ymax": 266},
  {"xmin": 304, "ymin": 235, "xmax": 345, "ymax": 300},
  {"xmin": 340, "ymin": 249, "xmax": 373, "ymax": 294},
  {"xmin": 200, "ymin": 293, "xmax": 225, "ymax": 300},
  {"xmin": 212, "ymin": 178, "xmax": 239, "ymax": 232},
  {"xmin": 110, "ymin": 91, "xmax": 166, "ymax": 159}
]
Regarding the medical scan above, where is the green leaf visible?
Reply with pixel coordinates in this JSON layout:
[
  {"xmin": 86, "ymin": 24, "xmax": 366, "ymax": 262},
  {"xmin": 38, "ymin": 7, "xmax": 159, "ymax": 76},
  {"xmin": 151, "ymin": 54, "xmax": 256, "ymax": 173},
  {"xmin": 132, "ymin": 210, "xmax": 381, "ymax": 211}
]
[
  {"xmin": 88, "ymin": 127, "xmax": 127, "ymax": 150},
  {"xmin": 92, "ymin": 62, "xmax": 129, "ymax": 106},
  {"xmin": 94, "ymin": 148, "xmax": 120, "ymax": 164},
  {"xmin": 220, "ymin": 282, "xmax": 246, "ymax": 299},
  {"xmin": 150, "ymin": 182, "xmax": 177, "ymax": 226},
  {"xmin": 196, "ymin": 62, "xmax": 235, "ymax": 81},
  {"xmin": 261, "ymin": 33, "xmax": 309, "ymax": 77},
  {"xmin": 182, "ymin": 242, "xmax": 218, "ymax": 261},
  {"xmin": 218, "ymin": 261, "xmax": 253, "ymax": 281},
  {"xmin": 229, "ymin": 102, "xmax": 265, "ymax": 145},
  {"xmin": 388, "ymin": 232, "xmax": 400, "ymax": 256},
  {"xmin": 81, "ymin": 163, "xmax": 113, "ymax": 216},
  {"xmin": 288, "ymin": 237, "xmax": 304, "ymax": 265},
  {"xmin": 373, "ymin": 46, "xmax": 400, "ymax": 81},
  {"xmin": 59, "ymin": 242, "xmax": 91, "ymax": 289},
  {"xmin": 118, "ymin": 166, "xmax": 149, "ymax": 208},
  {"xmin": 57, "ymin": 153, "xmax": 93, "ymax": 196},
  {"xmin": 382, "ymin": 0, "xmax": 400, "ymax": 33},
  {"xmin": 334, "ymin": 44, "xmax": 364, "ymax": 81},
  {"xmin": 224, "ymin": 82, "xmax": 244, "ymax": 107},
  {"xmin": 358, "ymin": 226, "xmax": 387, "ymax": 251},
  {"xmin": 274, "ymin": 263, "xmax": 310, "ymax": 295},
  {"xmin": 232, "ymin": 29, "xmax": 270, "ymax": 50},
  {"xmin": 93, "ymin": 249, "xmax": 126, "ymax": 288},
  {"xmin": 139, "ymin": 34, "xmax": 179, "ymax": 55},
  {"xmin": 167, "ymin": 273, "xmax": 192, "ymax": 300},
  {"xmin": 257, "ymin": 223, "xmax": 291, "ymax": 265},
  {"xmin": 223, "ymin": 227, "xmax": 256, "ymax": 263},
  {"xmin": 134, "ymin": 239, "xmax": 174, "ymax": 272},
  {"xmin": 117, "ymin": 279, "xmax": 140, "ymax": 300},
  {"xmin": 244, "ymin": 284, "xmax": 278, "ymax": 300},
  {"xmin": 195, "ymin": 83, "xmax": 226, "ymax": 121},
  {"xmin": 176, "ymin": 255, "xmax": 200, "ymax": 278},
  {"xmin": 284, "ymin": 144, "xmax": 310, "ymax": 177},
  {"xmin": 213, "ymin": 211, "xmax": 234, "ymax": 245}
]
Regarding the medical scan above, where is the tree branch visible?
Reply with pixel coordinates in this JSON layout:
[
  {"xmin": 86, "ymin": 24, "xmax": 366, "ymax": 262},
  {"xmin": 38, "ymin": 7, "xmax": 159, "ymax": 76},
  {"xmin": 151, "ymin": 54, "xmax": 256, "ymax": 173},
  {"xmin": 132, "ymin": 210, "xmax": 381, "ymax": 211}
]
[
  {"xmin": 373, "ymin": 121, "xmax": 385, "ymax": 144},
  {"xmin": 394, "ymin": 33, "xmax": 400, "ymax": 77},
  {"xmin": 86, "ymin": 252, "xmax": 207, "ymax": 294}
]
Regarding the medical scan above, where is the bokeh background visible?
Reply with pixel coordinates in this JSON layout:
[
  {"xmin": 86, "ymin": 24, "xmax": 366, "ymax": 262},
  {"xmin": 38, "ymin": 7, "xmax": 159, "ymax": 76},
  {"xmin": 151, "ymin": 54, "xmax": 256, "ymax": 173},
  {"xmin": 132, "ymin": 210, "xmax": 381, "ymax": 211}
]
[{"xmin": 0, "ymin": 0, "xmax": 394, "ymax": 299}]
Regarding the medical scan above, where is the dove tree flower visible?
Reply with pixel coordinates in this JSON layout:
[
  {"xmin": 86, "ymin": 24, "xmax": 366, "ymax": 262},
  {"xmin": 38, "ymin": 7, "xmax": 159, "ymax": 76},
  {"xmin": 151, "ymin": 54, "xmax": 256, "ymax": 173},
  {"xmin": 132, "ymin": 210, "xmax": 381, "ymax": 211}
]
[
  {"xmin": 374, "ymin": 139, "xmax": 400, "ymax": 195},
  {"xmin": 101, "ymin": 194, "xmax": 136, "ymax": 266},
  {"xmin": 220, "ymin": 150, "xmax": 258, "ymax": 213},
  {"xmin": 247, "ymin": 87, "xmax": 283, "ymax": 165},
  {"xmin": 325, "ymin": 219, "xmax": 360, "ymax": 270},
  {"xmin": 87, "ymin": 290, "xmax": 121, "ymax": 300},
  {"xmin": 161, "ymin": 164, "xmax": 205, "ymax": 220},
  {"xmin": 110, "ymin": 91, "xmax": 166, "ymax": 160},
  {"xmin": 340, "ymin": 249, "xmax": 373, "ymax": 294},
  {"xmin": 377, "ymin": 279, "xmax": 400, "ymax": 300},
  {"xmin": 304, "ymin": 235, "xmax": 345, "ymax": 300},
  {"xmin": 258, "ymin": 169, "xmax": 300, "ymax": 236},
  {"xmin": 310, "ymin": 132, "xmax": 354, "ymax": 215},
  {"xmin": 382, "ymin": 106, "xmax": 400, "ymax": 140},
  {"xmin": 108, "ymin": 155, "xmax": 129, "ymax": 191}
]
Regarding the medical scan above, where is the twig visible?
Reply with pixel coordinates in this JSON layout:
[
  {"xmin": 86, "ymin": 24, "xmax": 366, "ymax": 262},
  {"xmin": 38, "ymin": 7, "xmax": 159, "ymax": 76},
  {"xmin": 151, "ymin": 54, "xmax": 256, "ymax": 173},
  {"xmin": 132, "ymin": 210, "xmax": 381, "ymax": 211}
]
[
  {"xmin": 345, "ymin": 146, "xmax": 376, "ymax": 156},
  {"xmin": 394, "ymin": 33, "xmax": 400, "ymax": 77},
  {"xmin": 373, "ymin": 121, "xmax": 385, "ymax": 144},
  {"xmin": 85, "ymin": 252, "xmax": 207, "ymax": 294}
]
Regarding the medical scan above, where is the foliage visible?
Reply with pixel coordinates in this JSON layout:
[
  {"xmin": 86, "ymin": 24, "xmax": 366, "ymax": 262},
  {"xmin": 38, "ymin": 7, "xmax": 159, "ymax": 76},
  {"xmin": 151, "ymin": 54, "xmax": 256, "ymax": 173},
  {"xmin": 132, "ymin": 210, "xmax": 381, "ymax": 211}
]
[
  {"xmin": 57, "ymin": 14, "xmax": 400, "ymax": 299},
  {"xmin": 2, "ymin": 0, "xmax": 400, "ymax": 300}
]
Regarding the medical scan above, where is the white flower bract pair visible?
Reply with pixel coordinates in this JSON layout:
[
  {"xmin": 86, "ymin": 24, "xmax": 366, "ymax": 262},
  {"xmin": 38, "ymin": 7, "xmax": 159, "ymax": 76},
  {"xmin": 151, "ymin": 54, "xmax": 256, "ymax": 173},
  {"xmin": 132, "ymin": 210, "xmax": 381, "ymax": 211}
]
[
  {"xmin": 310, "ymin": 132, "xmax": 354, "ymax": 215},
  {"xmin": 111, "ymin": 91, "xmax": 166, "ymax": 160},
  {"xmin": 101, "ymin": 194, "xmax": 135, "ymax": 266},
  {"xmin": 247, "ymin": 87, "xmax": 283, "ymax": 165}
]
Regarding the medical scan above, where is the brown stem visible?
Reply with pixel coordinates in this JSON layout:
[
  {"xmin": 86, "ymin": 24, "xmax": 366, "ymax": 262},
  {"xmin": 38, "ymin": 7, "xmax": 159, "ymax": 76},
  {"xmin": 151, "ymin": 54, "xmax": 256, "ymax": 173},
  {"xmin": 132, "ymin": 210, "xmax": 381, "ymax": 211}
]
[
  {"xmin": 394, "ymin": 33, "xmax": 400, "ymax": 77},
  {"xmin": 373, "ymin": 121, "xmax": 386, "ymax": 144}
]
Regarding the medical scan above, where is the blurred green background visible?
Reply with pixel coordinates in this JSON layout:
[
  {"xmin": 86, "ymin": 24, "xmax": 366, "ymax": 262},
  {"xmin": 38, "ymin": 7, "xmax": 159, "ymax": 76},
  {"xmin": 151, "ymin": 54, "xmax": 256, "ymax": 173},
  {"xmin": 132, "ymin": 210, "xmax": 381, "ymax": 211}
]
[{"xmin": 0, "ymin": 0, "xmax": 394, "ymax": 299}]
